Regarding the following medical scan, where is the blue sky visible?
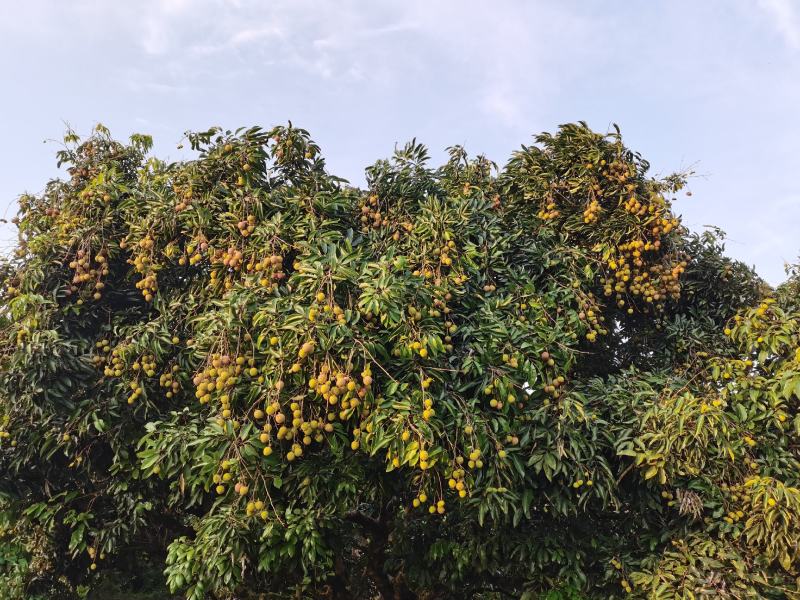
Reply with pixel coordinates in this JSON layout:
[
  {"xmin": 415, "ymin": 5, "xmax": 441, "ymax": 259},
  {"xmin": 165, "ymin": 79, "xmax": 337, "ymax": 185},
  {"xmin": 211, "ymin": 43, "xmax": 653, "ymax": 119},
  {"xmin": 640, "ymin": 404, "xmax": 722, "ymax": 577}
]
[{"xmin": 1, "ymin": 0, "xmax": 798, "ymax": 284}]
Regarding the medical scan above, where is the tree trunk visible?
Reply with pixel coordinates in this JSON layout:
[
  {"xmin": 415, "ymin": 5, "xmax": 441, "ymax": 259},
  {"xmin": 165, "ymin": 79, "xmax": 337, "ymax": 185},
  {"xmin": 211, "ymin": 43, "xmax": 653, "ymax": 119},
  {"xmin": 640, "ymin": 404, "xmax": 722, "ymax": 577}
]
[{"xmin": 344, "ymin": 510, "xmax": 417, "ymax": 600}]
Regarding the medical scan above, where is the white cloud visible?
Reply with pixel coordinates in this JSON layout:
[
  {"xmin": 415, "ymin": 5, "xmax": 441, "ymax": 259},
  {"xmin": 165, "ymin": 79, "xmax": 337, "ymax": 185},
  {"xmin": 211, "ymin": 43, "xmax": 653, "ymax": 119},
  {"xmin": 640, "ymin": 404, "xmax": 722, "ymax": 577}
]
[
  {"xmin": 229, "ymin": 25, "xmax": 284, "ymax": 46},
  {"xmin": 481, "ymin": 87, "xmax": 523, "ymax": 127},
  {"xmin": 3, "ymin": 0, "xmax": 797, "ymax": 283},
  {"xmin": 757, "ymin": 0, "xmax": 800, "ymax": 49}
]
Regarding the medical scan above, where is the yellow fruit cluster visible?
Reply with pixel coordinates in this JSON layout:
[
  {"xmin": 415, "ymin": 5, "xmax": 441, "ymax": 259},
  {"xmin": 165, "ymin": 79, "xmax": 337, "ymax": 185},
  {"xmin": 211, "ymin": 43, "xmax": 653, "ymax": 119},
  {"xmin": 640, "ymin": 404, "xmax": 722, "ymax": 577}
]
[
  {"xmin": 260, "ymin": 392, "xmax": 336, "ymax": 456},
  {"xmin": 575, "ymin": 307, "xmax": 607, "ymax": 342},
  {"xmin": 133, "ymin": 355, "xmax": 158, "ymax": 377},
  {"xmin": 236, "ymin": 215, "xmax": 256, "ymax": 237},
  {"xmin": 420, "ymin": 383, "xmax": 435, "ymax": 421},
  {"xmin": 411, "ymin": 491, "xmax": 447, "ymax": 514},
  {"xmin": 250, "ymin": 254, "xmax": 285, "ymax": 289},
  {"xmin": 192, "ymin": 354, "xmax": 242, "ymax": 416},
  {"xmin": 134, "ymin": 273, "xmax": 157, "ymax": 302},
  {"xmin": 502, "ymin": 352, "xmax": 519, "ymax": 368},
  {"xmin": 465, "ymin": 448, "xmax": 484, "ymax": 469},
  {"xmin": 67, "ymin": 248, "xmax": 109, "ymax": 301},
  {"xmin": 85, "ymin": 546, "xmax": 107, "ymax": 572},
  {"xmin": 208, "ymin": 249, "xmax": 287, "ymax": 292},
  {"xmin": 308, "ymin": 291, "xmax": 346, "ymax": 325},
  {"xmin": 92, "ymin": 339, "xmax": 112, "ymax": 367},
  {"xmin": 602, "ymin": 242, "xmax": 687, "ymax": 311},
  {"xmin": 212, "ymin": 459, "xmax": 237, "ymax": 495},
  {"xmin": 174, "ymin": 187, "xmax": 193, "ymax": 212},
  {"xmin": 604, "ymin": 158, "xmax": 634, "ymax": 183},
  {"xmin": 129, "ymin": 242, "xmax": 158, "ymax": 302},
  {"xmin": 583, "ymin": 199, "xmax": 600, "ymax": 224},
  {"xmin": 97, "ymin": 343, "xmax": 159, "ymax": 405},
  {"xmin": 245, "ymin": 499, "xmax": 269, "ymax": 520},
  {"xmin": 102, "ymin": 346, "xmax": 127, "ymax": 377},
  {"xmin": 623, "ymin": 195, "xmax": 647, "ymax": 216},
  {"xmin": 483, "ymin": 382, "xmax": 514, "ymax": 411},
  {"xmin": 438, "ymin": 240, "xmax": 457, "ymax": 267},
  {"xmin": 178, "ymin": 239, "xmax": 208, "ymax": 266},
  {"xmin": 447, "ymin": 468, "xmax": 469, "ymax": 498},
  {"xmin": 307, "ymin": 363, "xmax": 370, "ymax": 424},
  {"xmin": 159, "ymin": 365, "xmax": 181, "ymax": 399},
  {"xmin": 536, "ymin": 199, "xmax": 560, "ymax": 221},
  {"xmin": 127, "ymin": 381, "xmax": 143, "ymax": 404}
]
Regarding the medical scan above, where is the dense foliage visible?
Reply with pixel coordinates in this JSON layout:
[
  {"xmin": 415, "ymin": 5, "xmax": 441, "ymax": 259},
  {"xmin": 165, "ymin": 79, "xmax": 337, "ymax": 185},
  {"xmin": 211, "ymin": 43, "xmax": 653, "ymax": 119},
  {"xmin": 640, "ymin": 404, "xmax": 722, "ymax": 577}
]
[{"xmin": 1, "ymin": 121, "xmax": 798, "ymax": 599}]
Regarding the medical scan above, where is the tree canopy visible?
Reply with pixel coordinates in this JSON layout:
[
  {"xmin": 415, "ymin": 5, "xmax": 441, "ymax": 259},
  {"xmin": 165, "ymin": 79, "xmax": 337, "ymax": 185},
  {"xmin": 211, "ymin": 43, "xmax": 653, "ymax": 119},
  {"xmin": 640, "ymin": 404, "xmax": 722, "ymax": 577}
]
[{"xmin": 1, "ymin": 122, "xmax": 798, "ymax": 599}]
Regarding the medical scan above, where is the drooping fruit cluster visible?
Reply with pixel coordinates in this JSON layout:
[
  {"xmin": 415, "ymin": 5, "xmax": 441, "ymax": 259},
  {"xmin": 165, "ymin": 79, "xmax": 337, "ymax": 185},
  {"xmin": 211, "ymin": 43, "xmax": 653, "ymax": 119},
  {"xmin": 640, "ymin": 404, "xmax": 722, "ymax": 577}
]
[
  {"xmin": 178, "ymin": 238, "xmax": 209, "ymax": 267},
  {"xmin": 214, "ymin": 246, "xmax": 244, "ymax": 271},
  {"xmin": 307, "ymin": 291, "xmax": 346, "ymax": 325},
  {"xmin": 192, "ymin": 354, "xmax": 242, "ymax": 416},
  {"xmin": 174, "ymin": 187, "xmax": 194, "ymax": 213},
  {"xmin": 536, "ymin": 197, "xmax": 560, "ymax": 221},
  {"xmin": 92, "ymin": 339, "xmax": 112, "ymax": 368},
  {"xmin": 583, "ymin": 199, "xmax": 600, "ymax": 224},
  {"xmin": 307, "ymin": 362, "xmax": 368, "ymax": 415},
  {"xmin": 447, "ymin": 467, "xmax": 470, "ymax": 499},
  {"xmin": 250, "ymin": 254, "xmax": 285, "ymax": 290},
  {"xmin": 236, "ymin": 215, "xmax": 256, "ymax": 237},
  {"xmin": 102, "ymin": 344, "xmax": 127, "ymax": 377},
  {"xmin": 159, "ymin": 365, "xmax": 182, "ymax": 399},
  {"xmin": 359, "ymin": 194, "xmax": 387, "ymax": 230},
  {"xmin": 129, "ymin": 237, "xmax": 158, "ymax": 302},
  {"xmin": 66, "ymin": 248, "xmax": 109, "ymax": 302}
]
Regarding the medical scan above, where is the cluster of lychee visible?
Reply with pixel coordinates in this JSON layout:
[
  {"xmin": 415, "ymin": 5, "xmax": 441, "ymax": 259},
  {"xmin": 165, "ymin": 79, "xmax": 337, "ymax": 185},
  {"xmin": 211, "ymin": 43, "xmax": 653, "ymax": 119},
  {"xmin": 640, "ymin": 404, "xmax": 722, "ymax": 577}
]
[
  {"xmin": 92, "ymin": 339, "xmax": 112, "ymax": 368},
  {"xmin": 126, "ymin": 381, "xmax": 144, "ymax": 405},
  {"xmin": 623, "ymin": 195, "xmax": 649, "ymax": 216},
  {"xmin": 159, "ymin": 364, "xmax": 182, "ymax": 399},
  {"xmin": 237, "ymin": 215, "xmax": 256, "ymax": 237},
  {"xmin": 536, "ymin": 199, "xmax": 560, "ymax": 221},
  {"xmin": 583, "ymin": 199, "xmax": 601, "ymax": 224},
  {"xmin": 174, "ymin": 187, "xmax": 194, "ymax": 212},
  {"xmin": 569, "ymin": 296, "xmax": 606, "ymax": 341},
  {"xmin": 132, "ymin": 354, "xmax": 158, "ymax": 377},
  {"xmin": 178, "ymin": 239, "xmax": 209, "ymax": 266},
  {"xmin": 308, "ymin": 362, "xmax": 368, "ymax": 412},
  {"xmin": 601, "ymin": 243, "xmax": 687, "ymax": 312},
  {"xmin": 192, "ymin": 354, "xmax": 245, "ymax": 417},
  {"xmin": 250, "ymin": 254, "xmax": 285, "ymax": 290},
  {"xmin": 214, "ymin": 246, "xmax": 245, "ymax": 271},
  {"xmin": 601, "ymin": 158, "xmax": 635, "ymax": 185},
  {"xmin": 66, "ymin": 248, "xmax": 109, "ymax": 302},
  {"xmin": 359, "ymin": 194, "xmax": 387, "ymax": 229},
  {"xmin": 100, "ymin": 345, "xmax": 127, "ymax": 377},
  {"xmin": 447, "ymin": 467, "xmax": 469, "ymax": 499},
  {"xmin": 129, "ymin": 239, "xmax": 158, "ymax": 302},
  {"xmin": 411, "ymin": 491, "xmax": 447, "ymax": 515},
  {"xmin": 0, "ymin": 415, "xmax": 11, "ymax": 444},
  {"xmin": 483, "ymin": 383, "xmax": 516, "ymax": 411},
  {"xmin": 86, "ymin": 546, "xmax": 106, "ymax": 572},
  {"xmin": 538, "ymin": 351, "xmax": 568, "ymax": 398},
  {"xmin": 438, "ymin": 240, "xmax": 457, "ymax": 267},
  {"xmin": 308, "ymin": 292, "xmax": 346, "ymax": 324}
]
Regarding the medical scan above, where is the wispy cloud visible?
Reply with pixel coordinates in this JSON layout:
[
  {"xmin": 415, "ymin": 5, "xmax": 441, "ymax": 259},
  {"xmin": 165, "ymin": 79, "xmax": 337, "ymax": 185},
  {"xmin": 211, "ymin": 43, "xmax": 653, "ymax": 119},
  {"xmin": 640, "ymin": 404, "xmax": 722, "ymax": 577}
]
[
  {"xmin": 1, "ymin": 0, "xmax": 798, "ymax": 283},
  {"xmin": 757, "ymin": 0, "xmax": 800, "ymax": 49},
  {"xmin": 481, "ymin": 87, "xmax": 523, "ymax": 127},
  {"xmin": 229, "ymin": 25, "xmax": 284, "ymax": 46}
]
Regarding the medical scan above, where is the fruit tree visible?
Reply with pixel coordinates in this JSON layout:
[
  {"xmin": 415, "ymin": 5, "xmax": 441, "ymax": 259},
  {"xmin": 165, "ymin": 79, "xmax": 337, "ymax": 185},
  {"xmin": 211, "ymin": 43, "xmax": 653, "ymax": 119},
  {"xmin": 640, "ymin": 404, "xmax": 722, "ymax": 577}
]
[{"xmin": 1, "ymin": 122, "xmax": 798, "ymax": 599}]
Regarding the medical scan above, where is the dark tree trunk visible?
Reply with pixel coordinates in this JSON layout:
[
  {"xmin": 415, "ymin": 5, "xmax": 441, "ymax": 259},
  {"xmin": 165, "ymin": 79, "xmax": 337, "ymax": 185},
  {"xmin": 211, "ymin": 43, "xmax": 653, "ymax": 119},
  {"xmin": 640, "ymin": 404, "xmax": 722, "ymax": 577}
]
[{"xmin": 344, "ymin": 509, "xmax": 417, "ymax": 600}]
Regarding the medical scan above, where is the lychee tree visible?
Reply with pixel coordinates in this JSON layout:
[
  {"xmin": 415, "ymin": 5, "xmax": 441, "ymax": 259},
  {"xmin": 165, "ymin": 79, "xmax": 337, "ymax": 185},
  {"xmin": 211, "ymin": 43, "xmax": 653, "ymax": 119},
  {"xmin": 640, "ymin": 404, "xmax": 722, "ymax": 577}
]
[{"xmin": 1, "ymin": 122, "xmax": 797, "ymax": 599}]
